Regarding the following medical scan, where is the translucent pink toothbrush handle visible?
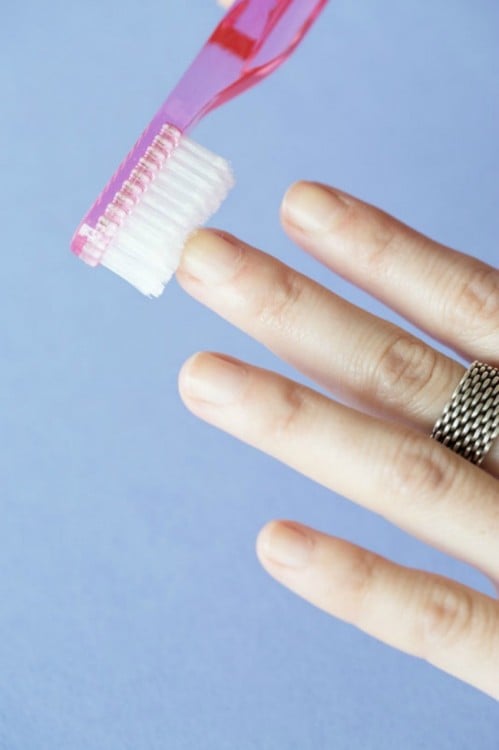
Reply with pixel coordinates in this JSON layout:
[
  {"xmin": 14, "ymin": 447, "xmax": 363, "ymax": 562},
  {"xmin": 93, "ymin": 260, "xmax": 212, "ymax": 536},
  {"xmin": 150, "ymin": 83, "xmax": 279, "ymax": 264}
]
[
  {"xmin": 71, "ymin": 0, "xmax": 327, "ymax": 260},
  {"xmin": 162, "ymin": 0, "xmax": 328, "ymax": 131}
]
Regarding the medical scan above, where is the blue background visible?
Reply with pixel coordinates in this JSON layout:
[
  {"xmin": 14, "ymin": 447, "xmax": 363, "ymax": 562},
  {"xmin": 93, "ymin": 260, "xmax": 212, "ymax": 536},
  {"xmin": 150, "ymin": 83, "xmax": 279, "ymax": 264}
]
[{"xmin": 1, "ymin": 0, "xmax": 498, "ymax": 747}]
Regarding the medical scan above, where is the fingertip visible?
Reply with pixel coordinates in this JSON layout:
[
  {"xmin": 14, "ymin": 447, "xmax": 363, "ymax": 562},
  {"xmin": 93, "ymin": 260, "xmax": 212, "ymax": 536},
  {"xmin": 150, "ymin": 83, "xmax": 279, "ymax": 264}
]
[
  {"xmin": 281, "ymin": 181, "xmax": 352, "ymax": 236},
  {"xmin": 256, "ymin": 519, "xmax": 280, "ymax": 563},
  {"xmin": 280, "ymin": 180, "xmax": 313, "ymax": 225},
  {"xmin": 177, "ymin": 351, "xmax": 203, "ymax": 403},
  {"xmin": 176, "ymin": 227, "xmax": 245, "ymax": 287},
  {"xmin": 256, "ymin": 520, "xmax": 315, "ymax": 570}
]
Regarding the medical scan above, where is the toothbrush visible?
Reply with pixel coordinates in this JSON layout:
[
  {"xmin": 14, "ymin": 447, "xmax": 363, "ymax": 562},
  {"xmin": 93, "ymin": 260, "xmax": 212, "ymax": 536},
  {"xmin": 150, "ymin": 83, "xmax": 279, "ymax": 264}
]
[{"xmin": 71, "ymin": 0, "xmax": 328, "ymax": 298}]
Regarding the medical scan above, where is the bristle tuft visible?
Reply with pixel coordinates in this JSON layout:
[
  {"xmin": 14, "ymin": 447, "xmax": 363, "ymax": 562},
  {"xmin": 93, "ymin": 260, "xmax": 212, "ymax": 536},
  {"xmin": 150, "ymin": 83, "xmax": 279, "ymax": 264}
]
[{"xmin": 98, "ymin": 132, "xmax": 234, "ymax": 297}]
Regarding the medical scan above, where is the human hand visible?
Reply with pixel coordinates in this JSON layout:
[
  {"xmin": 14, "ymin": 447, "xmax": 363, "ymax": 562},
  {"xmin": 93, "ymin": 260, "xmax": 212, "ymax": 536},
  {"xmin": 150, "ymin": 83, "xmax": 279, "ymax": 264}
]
[{"xmin": 175, "ymin": 180, "xmax": 499, "ymax": 699}]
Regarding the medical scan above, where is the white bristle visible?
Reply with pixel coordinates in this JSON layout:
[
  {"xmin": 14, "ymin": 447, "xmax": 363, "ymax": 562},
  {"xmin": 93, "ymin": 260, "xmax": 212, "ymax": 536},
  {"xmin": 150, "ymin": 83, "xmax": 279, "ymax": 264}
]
[{"xmin": 100, "ymin": 135, "xmax": 235, "ymax": 297}]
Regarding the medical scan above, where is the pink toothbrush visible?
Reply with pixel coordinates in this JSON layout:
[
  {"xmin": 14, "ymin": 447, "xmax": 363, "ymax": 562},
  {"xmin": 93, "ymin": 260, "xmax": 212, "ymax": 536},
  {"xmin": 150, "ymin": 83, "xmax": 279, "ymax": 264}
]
[{"xmin": 71, "ymin": 0, "xmax": 328, "ymax": 297}]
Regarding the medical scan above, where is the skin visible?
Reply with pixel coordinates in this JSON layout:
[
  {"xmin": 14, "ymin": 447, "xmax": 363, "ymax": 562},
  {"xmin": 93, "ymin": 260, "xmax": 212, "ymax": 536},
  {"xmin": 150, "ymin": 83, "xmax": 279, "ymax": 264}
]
[
  {"xmin": 176, "ymin": 179, "xmax": 499, "ymax": 699},
  {"xmin": 176, "ymin": 3, "xmax": 499, "ymax": 699}
]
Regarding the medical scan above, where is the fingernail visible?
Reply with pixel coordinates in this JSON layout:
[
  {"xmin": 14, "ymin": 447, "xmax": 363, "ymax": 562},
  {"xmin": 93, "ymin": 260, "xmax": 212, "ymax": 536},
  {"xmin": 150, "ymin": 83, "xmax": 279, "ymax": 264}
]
[
  {"xmin": 179, "ymin": 229, "xmax": 243, "ymax": 284},
  {"xmin": 282, "ymin": 181, "xmax": 348, "ymax": 233},
  {"xmin": 182, "ymin": 352, "xmax": 248, "ymax": 405},
  {"xmin": 260, "ymin": 522, "xmax": 314, "ymax": 569}
]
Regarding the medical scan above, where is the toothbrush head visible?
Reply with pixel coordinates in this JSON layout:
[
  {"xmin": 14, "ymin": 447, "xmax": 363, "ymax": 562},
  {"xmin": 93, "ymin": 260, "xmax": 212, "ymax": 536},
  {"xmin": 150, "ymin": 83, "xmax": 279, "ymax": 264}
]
[{"xmin": 71, "ymin": 125, "xmax": 234, "ymax": 298}]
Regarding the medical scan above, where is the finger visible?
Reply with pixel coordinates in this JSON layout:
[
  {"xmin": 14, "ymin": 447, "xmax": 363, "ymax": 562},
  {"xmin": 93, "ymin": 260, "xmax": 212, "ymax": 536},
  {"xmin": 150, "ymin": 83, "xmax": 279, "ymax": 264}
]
[
  {"xmin": 256, "ymin": 520, "xmax": 499, "ymax": 700},
  {"xmin": 281, "ymin": 182, "xmax": 499, "ymax": 365},
  {"xmin": 176, "ymin": 230, "xmax": 499, "ymax": 477},
  {"xmin": 178, "ymin": 352, "xmax": 499, "ymax": 580}
]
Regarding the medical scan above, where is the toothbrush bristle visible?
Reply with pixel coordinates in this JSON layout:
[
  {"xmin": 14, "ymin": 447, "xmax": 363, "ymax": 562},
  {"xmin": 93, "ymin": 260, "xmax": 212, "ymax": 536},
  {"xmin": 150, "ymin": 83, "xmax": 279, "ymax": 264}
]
[{"xmin": 75, "ymin": 125, "xmax": 234, "ymax": 297}]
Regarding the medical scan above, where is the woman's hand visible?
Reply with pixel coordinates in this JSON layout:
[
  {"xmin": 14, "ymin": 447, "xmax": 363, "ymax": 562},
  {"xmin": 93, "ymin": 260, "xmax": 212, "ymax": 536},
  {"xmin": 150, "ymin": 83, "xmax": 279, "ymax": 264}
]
[{"xmin": 175, "ymin": 180, "xmax": 499, "ymax": 699}]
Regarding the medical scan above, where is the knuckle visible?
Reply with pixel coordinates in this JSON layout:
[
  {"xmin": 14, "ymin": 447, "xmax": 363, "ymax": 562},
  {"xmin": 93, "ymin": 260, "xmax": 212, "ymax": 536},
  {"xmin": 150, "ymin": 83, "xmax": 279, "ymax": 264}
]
[
  {"xmin": 388, "ymin": 431, "xmax": 455, "ymax": 500},
  {"xmin": 267, "ymin": 381, "xmax": 311, "ymax": 442},
  {"xmin": 339, "ymin": 549, "xmax": 380, "ymax": 625},
  {"xmin": 359, "ymin": 216, "xmax": 404, "ymax": 279},
  {"xmin": 372, "ymin": 334, "xmax": 439, "ymax": 409},
  {"xmin": 444, "ymin": 263, "xmax": 499, "ymax": 334},
  {"xmin": 415, "ymin": 580, "xmax": 475, "ymax": 657},
  {"xmin": 252, "ymin": 266, "xmax": 306, "ymax": 333}
]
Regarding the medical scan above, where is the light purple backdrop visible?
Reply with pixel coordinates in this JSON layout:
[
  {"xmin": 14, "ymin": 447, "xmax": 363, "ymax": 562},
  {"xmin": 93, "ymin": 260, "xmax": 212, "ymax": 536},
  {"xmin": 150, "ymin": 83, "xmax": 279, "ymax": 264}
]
[{"xmin": 1, "ymin": 0, "xmax": 498, "ymax": 747}]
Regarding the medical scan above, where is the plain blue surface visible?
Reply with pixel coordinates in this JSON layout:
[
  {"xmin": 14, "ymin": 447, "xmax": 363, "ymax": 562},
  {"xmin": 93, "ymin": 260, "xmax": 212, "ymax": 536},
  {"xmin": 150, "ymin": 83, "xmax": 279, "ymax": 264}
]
[{"xmin": 1, "ymin": 0, "xmax": 498, "ymax": 747}]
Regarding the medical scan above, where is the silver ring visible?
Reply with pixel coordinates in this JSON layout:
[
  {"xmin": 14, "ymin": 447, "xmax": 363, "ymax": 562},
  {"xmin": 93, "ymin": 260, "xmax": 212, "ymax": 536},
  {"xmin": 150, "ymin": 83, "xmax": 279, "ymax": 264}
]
[{"xmin": 430, "ymin": 361, "xmax": 499, "ymax": 465}]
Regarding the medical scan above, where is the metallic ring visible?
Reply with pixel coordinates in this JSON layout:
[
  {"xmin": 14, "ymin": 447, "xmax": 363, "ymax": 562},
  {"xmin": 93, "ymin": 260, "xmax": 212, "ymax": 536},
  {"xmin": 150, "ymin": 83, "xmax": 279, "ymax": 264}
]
[{"xmin": 430, "ymin": 361, "xmax": 499, "ymax": 465}]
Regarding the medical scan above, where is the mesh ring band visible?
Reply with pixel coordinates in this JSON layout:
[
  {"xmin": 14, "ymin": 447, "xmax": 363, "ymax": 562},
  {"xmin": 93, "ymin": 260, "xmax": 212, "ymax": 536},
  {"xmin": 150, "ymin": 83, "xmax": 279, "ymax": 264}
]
[{"xmin": 430, "ymin": 361, "xmax": 499, "ymax": 465}]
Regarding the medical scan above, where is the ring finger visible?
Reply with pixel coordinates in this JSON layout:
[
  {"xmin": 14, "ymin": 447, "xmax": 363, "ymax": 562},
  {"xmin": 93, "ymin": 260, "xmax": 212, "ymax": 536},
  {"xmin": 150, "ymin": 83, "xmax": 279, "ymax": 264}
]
[{"xmin": 178, "ymin": 352, "xmax": 499, "ymax": 581}]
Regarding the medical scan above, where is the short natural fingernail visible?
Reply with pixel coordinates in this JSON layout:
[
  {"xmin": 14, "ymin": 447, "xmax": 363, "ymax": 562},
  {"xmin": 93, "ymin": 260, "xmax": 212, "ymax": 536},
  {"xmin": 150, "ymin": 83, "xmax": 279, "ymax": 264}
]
[
  {"xmin": 282, "ymin": 181, "xmax": 348, "ymax": 233},
  {"xmin": 259, "ymin": 521, "xmax": 314, "ymax": 569},
  {"xmin": 181, "ymin": 352, "xmax": 248, "ymax": 406},
  {"xmin": 179, "ymin": 229, "xmax": 243, "ymax": 284}
]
